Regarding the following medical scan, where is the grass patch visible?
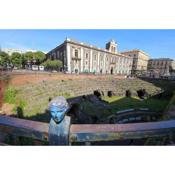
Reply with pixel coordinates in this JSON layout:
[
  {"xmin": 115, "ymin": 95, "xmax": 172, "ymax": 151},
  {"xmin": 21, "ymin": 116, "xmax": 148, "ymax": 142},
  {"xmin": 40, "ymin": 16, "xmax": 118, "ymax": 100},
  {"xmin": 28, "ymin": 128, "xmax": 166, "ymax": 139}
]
[
  {"xmin": 3, "ymin": 86, "xmax": 27, "ymax": 116},
  {"xmin": 102, "ymin": 96, "xmax": 169, "ymax": 112},
  {"xmin": 80, "ymin": 101, "xmax": 111, "ymax": 117},
  {"xmin": 4, "ymin": 87, "xmax": 17, "ymax": 104}
]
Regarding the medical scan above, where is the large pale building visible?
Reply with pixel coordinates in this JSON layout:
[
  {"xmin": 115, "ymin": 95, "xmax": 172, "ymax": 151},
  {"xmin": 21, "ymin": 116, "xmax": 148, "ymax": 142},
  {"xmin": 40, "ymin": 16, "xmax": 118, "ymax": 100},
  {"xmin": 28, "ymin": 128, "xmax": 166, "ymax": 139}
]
[
  {"xmin": 147, "ymin": 58, "xmax": 175, "ymax": 77},
  {"xmin": 0, "ymin": 48, "xmax": 23, "ymax": 55},
  {"xmin": 121, "ymin": 50, "xmax": 149, "ymax": 75},
  {"xmin": 46, "ymin": 38, "xmax": 133, "ymax": 75}
]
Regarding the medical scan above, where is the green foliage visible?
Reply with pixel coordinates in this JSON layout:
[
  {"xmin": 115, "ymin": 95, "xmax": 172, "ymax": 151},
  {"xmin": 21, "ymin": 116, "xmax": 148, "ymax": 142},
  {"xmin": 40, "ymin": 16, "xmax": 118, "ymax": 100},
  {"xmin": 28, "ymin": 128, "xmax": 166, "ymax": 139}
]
[
  {"xmin": 34, "ymin": 51, "xmax": 46, "ymax": 63},
  {"xmin": 102, "ymin": 96, "xmax": 169, "ymax": 112},
  {"xmin": 21, "ymin": 54, "xmax": 28, "ymax": 68},
  {"xmin": 10, "ymin": 52, "xmax": 22, "ymax": 68},
  {"xmin": 24, "ymin": 51, "xmax": 34, "ymax": 61},
  {"xmin": 42, "ymin": 59, "xmax": 62, "ymax": 71},
  {"xmin": 4, "ymin": 86, "xmax": 26, "ymax": 117},
  {"xmin": 4, "ymin": 87, "xmax": 17, "ymax": 104},
  {"xmin": 165, "ymin": 91, "xmax": 175, "ymax": 108},
  {"xmin": 0, "ymin": 51, "xmax": 45, "ymax": 68},
  {"xmin": 0, "ymin": 51, "xmax": 10, "ymax": 66},
  {"xmin": 16, "ymin": 100, "xmax": 27, "ymax": 118},
  {"xmin": 162, "ymin": 91, "xmax": 175, "ymax": 120},
  {"xmin": 24, "ymin": 51, "xmax": 45, "ymax": 64}
]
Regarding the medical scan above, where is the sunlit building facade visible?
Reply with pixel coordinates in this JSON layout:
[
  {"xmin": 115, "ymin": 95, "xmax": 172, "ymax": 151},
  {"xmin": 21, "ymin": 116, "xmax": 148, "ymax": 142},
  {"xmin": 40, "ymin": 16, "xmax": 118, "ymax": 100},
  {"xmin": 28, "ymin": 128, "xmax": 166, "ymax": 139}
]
[{"xmin": 46, "ymin": 38, "xmax": 133, "ymax": 75}]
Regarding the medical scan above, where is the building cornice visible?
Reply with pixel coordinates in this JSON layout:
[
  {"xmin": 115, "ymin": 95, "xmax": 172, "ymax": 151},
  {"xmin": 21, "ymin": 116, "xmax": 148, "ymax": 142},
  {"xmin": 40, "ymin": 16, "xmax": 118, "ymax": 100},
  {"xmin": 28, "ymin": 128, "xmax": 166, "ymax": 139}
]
[
  {"xmin": 149, "ymin": 58, "xmax": 173, "ymax": 61},
  {"xmin": 47, "ymin": 38, "xmax": 131, "ymax": 59},
  {"xmin": 65, "ymin": 39, "xmax": 131, "ymax": 58},
  {"xmin": 46, "ymin": 43, "xmax": 65, "ymax": 55},
  {"xmin": 121, "ymin": 49, "xmax": 149, "ymax": 57}
]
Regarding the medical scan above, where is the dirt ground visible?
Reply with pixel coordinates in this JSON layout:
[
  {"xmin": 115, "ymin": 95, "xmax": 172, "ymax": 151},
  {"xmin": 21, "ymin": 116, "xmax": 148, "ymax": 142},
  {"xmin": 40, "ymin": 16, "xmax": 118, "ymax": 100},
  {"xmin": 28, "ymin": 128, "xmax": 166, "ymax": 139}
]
[
  {"xmin": 9, "ymin": 72, "xmax": 126, "ymax": 86},
  {"xmin": 0, "ymin": 103, "xmax": 14, "ymax": 115},
  {"xmin": 0, "ymin": 71, "xmax": 125, "ymax": 112},
  {"xmin": 0, "ymin": 76, "xmax": 9, "ymax": 109}
]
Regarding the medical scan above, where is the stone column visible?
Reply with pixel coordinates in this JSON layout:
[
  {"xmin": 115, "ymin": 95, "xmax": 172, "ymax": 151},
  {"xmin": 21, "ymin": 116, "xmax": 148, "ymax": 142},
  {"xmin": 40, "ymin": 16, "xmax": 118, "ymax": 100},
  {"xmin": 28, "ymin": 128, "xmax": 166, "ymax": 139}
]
[
  {"xmin": 103, "ymin": 53, "xmax": 106, "ymax": 74},
  {"xmin": 97, "ymin": 51, "xmax": 100, "ymax": 73},
  {"xmin": 90, "ymin": 48, "xmax": 93, "ymax": 72},
  {"xmin": 80, "ymin": 47, "xmax": 84, "ymax": 72},
  {"xmin": 66, "ymin": 43, "xmax": 71, "ymax": 73}
]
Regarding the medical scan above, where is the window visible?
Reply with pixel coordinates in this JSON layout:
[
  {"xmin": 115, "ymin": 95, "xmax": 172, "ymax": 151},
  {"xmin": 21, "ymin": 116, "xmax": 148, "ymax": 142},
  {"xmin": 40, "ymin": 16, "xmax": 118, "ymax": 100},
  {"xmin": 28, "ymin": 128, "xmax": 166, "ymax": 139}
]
[
  {"xmin": 111, "ymin": 46, "xmax": 113, "ymax": 51},
  {"xmin": 57, "ymin": 51, "xmax": 59, "ymax": 58},
  {"xmin": 75, "ymin": 49, "xmax": 78, "ymax": 57},
  {"xmin": 53, "ymin": 53, "xmax": 56, "ymax": 59},
  {"xmin": 86, "ymin": 53, "xmax": 88, "ymax": 58},
  {"xmin": 94, "ymin": 55, "xmax": 97, "ymax": 60}
]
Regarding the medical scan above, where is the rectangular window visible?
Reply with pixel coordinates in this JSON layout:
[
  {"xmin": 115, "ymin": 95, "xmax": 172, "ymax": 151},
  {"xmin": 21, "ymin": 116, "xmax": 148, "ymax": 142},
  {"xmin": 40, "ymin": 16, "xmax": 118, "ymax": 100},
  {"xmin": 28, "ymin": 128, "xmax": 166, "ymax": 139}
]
[
  {"xmin": 94, "ymin": 55, "xmax": 97, "ymax": 60},
  {"xmin": 57, "ymin": 51, "xmax": 59, "ymax": 58},
  {"xmin": 75, "ymin": 49, "xmax": 78, "ymax": 57},
  {"xmin": 86, "ymin": 53, "xmax": 88, "ymax": 58}
]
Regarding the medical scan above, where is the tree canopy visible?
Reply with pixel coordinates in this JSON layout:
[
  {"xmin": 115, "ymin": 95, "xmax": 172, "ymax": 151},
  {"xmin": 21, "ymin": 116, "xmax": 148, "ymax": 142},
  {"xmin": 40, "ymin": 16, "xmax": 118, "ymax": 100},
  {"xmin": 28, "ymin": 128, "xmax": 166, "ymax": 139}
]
[
  {"xmin": 24, "ymin": 51, "xmax": 34, "ymax": 61},
  {"xmin": 34, "ymin": 51, "xmax": 46, "ymax": 63},
  {"xmin": 0, "ymin": 50, "xmax": 46, "ymax": 69},
  {"xmin": 42, "ymin": 59, "xmax": 62, "ymax": 71},
  {"xmin": 10, "ymin": 52, "xmax": 22, "ymax": 68},
  {"xmin": 0, "ymin": 51, "xmax": 10, "ymax": 66}
]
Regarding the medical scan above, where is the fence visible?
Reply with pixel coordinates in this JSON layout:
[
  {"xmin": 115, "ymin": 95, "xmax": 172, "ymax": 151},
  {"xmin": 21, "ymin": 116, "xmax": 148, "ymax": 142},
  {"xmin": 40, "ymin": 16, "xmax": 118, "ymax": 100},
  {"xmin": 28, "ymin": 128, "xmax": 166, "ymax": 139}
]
[{"xmin": 0, "ymin": 114, "xmax": 175, "ymax": 145}]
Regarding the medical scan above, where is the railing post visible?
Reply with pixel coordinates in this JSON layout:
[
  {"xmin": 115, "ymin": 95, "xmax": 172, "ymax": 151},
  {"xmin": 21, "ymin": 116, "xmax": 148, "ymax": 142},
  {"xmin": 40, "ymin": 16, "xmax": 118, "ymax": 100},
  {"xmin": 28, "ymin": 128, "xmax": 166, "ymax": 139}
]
[{"xmin": 48, "ymin": 96, "xmax": 71, "ymax": 145}]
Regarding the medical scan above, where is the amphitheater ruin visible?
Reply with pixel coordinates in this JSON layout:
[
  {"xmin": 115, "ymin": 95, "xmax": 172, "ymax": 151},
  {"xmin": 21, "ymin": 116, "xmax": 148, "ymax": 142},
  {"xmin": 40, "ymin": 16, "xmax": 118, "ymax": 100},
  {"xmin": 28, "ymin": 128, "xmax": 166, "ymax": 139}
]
[{"xmin": 1, "ymin": 72, "xmax": 175, "ymax": 145}]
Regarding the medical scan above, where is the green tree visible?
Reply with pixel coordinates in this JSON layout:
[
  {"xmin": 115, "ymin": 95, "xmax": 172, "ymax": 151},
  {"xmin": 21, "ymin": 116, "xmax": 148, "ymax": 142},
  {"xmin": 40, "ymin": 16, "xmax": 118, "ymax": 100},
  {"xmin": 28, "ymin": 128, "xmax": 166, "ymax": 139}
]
[
  {"xmin": 42, "ymin": 59, "xmax": 62, "ymax": 71},
  {"xmin": 0, "ymin": 51, "xmax": 10, "ymax": 66},
  {"xmin": 34, "ymin": 51, "xmax": 46, "ymax": 64},
  {"xmin": 24, "ymin": 51, "xmax": 34, "ymax": 61},
  {"xmin": 10, "ymin": 52, "xmax": 22, "ymax": 68},
  {"xmin": 21, "ymin": 54, "xmax": 27, "ymax": 68}
]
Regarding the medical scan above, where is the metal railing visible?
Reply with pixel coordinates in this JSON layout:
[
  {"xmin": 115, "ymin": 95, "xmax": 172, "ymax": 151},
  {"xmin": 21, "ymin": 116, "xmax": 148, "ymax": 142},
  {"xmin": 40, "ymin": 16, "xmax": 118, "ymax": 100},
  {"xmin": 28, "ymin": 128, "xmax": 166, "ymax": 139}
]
[{"xmin": 0, "ymin": 115, "xmax": 175, "ymax": 145}]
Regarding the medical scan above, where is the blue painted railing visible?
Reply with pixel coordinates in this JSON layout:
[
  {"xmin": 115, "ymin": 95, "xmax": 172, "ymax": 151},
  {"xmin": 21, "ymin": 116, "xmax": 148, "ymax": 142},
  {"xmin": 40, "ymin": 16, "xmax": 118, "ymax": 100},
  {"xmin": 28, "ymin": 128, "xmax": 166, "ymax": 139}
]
[{"xmin": 0, "ymin": 96, "xmax": 175, "ymax": 145}]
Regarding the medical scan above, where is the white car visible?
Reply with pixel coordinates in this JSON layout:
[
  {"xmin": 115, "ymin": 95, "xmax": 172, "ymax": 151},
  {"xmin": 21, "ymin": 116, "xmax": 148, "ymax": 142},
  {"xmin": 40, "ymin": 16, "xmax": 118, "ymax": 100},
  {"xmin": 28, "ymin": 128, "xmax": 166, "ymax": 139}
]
[
  {"xmin": 32, "ymin": 65, "xmax": 39, "ymax": 71},
  {"xmin": 52, "ymin": 70, "xmax": 57, "ymax": 73},
  {"xmin": 39, "ymin": 65, "xmax": 44, "ymax": 71}
]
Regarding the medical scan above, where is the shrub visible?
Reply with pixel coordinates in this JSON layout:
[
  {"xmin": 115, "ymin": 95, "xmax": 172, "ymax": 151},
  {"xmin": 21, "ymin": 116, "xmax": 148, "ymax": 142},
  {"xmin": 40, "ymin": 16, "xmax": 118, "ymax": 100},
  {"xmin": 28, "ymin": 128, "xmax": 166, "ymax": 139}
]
[{"xmin": 42, "ymin": 60, "xmax": 62, "ymax": 71}]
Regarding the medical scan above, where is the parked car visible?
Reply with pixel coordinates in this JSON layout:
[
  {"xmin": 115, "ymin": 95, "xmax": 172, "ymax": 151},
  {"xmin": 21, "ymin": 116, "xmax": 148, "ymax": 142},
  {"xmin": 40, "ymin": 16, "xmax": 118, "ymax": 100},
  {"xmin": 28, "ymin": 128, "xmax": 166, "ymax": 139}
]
[
  {"xmin": 39, "ymin": 65, "xmax": 44, "ymax": 71},
  {"xmin": 52, "ymin": 70, "xmax": 57, "ymax": 73},
  {"xmin": 32, "ymin": 65, "xmax": 39, "ymax": 71}
]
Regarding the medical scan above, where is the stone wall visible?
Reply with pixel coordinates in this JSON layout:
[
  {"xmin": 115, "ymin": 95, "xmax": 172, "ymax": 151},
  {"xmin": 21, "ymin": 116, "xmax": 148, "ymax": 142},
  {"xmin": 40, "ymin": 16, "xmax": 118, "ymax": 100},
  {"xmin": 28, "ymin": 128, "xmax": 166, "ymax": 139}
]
[{"xmin": 13, "ymin": 78, "xmax": 166, "ymax": 117}]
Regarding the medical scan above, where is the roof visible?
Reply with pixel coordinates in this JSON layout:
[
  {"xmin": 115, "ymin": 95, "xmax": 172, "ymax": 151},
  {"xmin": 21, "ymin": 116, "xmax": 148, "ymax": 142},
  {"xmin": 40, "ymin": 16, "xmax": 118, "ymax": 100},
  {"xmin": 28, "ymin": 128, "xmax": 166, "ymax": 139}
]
[
  {"xmin": 149, "ymin": 58, "xmax": 174, "ymax": 61},
  {"xmin": 47, "ymin": 38, "xmax": 131, "ymax": 58},
  {"xmin": 120, "ymin": 49, "xmax": 149, "ymax": 57}
]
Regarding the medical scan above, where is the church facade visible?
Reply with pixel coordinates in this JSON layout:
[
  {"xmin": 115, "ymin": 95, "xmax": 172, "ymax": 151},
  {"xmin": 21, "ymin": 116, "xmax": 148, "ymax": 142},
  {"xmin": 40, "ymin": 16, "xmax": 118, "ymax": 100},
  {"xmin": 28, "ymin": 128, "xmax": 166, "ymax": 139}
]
[{"xmin": 46, "ymin": 38, "xmax": 133, "ymax": 75}]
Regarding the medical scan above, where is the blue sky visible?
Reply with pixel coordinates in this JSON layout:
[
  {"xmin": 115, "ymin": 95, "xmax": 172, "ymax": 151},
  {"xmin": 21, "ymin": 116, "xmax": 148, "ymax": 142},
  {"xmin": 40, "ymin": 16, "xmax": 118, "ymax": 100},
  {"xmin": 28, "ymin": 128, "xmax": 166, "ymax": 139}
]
[{"xmin": 0, "ymin": 29, "xmax": 175, "ymax": 58}]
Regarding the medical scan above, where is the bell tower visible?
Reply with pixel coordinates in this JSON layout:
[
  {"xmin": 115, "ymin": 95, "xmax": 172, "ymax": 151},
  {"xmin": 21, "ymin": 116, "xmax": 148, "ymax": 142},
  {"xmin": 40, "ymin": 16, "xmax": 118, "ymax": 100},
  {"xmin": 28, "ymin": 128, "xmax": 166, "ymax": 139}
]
[{"xmin": 106, "ymin": 39, "xmax": 117, "ymax": 53}]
